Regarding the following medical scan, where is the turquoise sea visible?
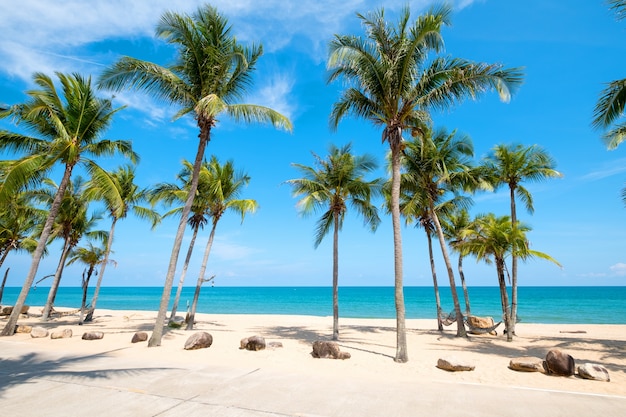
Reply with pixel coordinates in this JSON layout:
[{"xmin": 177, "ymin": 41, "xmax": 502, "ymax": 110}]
[{"xmin": 1, "ymin": 286, "xmax": 625, "ymax": 324}]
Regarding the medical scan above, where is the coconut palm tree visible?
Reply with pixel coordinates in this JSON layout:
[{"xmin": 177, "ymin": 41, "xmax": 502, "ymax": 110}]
[
  {"xmin": 0, "ymin": 72, "xmax": 135, "ymax": 336},
  {"xmin": 287, "ymin": 143, "xmax": 381, "ymax": 340},
  {"xmin": 66, "ymin": 242, "xmax": 116, "ymax": 324},
  {"xmin": 186, "ymin": 156, "xmax": 258, "ymax": 330},
  {"xmin": 327, "ymin": 4, "xmax": 522, "ymax": 361},
  {"xmin": 480, "ymin": 144, "xmax": 561, "ymax": 335},
  {"xmin": 83, "ymin": 165, "xmax": 159, "ymax": 321},
  {"xmin": 460, "ymin": 213, "xmax": 560, "ymax": 341},
  {"xmin": 402, "ymin": 128, "xmax": 476, "ymax": 337},
  {"xmin": 441, "ymin": 207, "xmax": 473, "ymax": 316},
  {"xmin": 98, "ymin": 5, "xmax": 292, "ymax": 346}
]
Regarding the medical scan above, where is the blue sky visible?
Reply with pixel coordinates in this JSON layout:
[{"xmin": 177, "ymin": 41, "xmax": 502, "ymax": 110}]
[{"xmin": 1, "ymin": 0, "xmax": 625, "ymax": 288}]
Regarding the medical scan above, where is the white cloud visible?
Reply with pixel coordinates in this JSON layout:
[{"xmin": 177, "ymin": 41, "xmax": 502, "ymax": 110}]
[
  {"xmin": 248, "ymin": 73, "xmax": 296, "ymax": 121},
  {"xmin": 609, "ymin": 262, "xmax": 626, "ymax": 276}
]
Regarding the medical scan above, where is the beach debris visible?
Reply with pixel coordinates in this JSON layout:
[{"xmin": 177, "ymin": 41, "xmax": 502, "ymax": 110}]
[
  {"xmin": 508, "ymin": 357, "xmax": 546, "ymax": 373},
  {"xmin": 82, "ymin": 331, "xmax": 104, "ymax": 340},
  {"xmin": 30, "ymin": 326, "xmax": 49, "ymax": 338},
  {"xmin": 168, "ymin": 316, "xmax": 185, "ymax": 328},
  {"xmin": 15, "ymin": 325, "xmax": 32, "ymax": 334},
  {"xmin": 311, "ymin": 340, "xmax": 351, "ymax": 360},
  {"xmin": 184, "ymin": 332, "xmax": 213, "ymax": 350},
  {"xmin": 436, "ymin": 357, "xmax": 475, "ymax": 372},
  {"xmin": 545, "ymin": 349, "xmax": 575, "ymax": 376},
  {"xmin": 131, "ymin": 331, "xmax": 149, "ymax": 343},
  {"xmin": 578, "ymin": 363, "xmax": 610, "ymax": 382},
  {"xmin": 51, "ymin": 329, "xmax": 73, "ymax": 339},
  {"xmin": 240, "ymin": 335, "xmax": 266, "ymax": 351}
]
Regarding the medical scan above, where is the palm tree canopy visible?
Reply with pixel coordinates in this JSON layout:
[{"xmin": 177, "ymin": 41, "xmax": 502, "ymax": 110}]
[
  {"xmin": 481, "ymin": 143, "xmax": 562, "ymax": 214},
  {"xmin": 287, "ymin": 143, "xmax": 382, "ymax": 247},
  {"xmin": 66, "ymin": 242, "xmax": 116, "ymax": 269}
]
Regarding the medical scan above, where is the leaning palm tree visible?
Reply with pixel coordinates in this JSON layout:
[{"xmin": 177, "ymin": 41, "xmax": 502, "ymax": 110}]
[
  {"xmin": 98, "ymin": 5, "xmax": 292, "ymax": 346},
  {"xmin": 327, "ymin": 4, "xmax": 522, "ymax": 361},
  {"xmin": 287, "ymin": 143, "xmax": 381, "ymax": 340},
  {"xmin": 83, "ymin": 165, "xmax": 158, "ymax": 321},
  {"xmin": 460, "ymin": 213, "xmax": 561, "ymax": 341},
  {"xmin": 186, "ymin": 156, "xmax": 258, "ymax": 330},
  {"xmin": 441, "ymin": 207, "xmax": 473, "ymax": 316},
  {"xmin": 0, "ymin": 72, "xmax": 135, "ymax": 336},
  {"xmin": 480, "ymin": 144, "xmax": 561, "ymax": 335}
]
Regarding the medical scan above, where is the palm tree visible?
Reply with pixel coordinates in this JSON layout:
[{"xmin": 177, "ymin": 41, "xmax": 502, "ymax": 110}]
[
  {"xmin": 460, "ymin": 213, "xmax": 560, "ymax": 341},
  {"xmin": 480, "ymin": 144, "xmax": 561, "ymax": 335},
  {"xmin": 327, "ymin": 5, "xmax": 522, "ymax": 361},
  {"xmin": 0, "ymin": 72, "xmax": 135, "ymax": 336},
  {"xmin": 402, "ymin": 128, "xmax": 476, "ymax": 337},
  {"xmin": 186, "ymin": 156, "xmax": 258, "ymax": 330},
  {"xmin": 98, "ymin": 5, "xmax": 292, "ymax": 346},
  {"xmin": 0, "ymin": 191, "xmax": 41, "ymax": 271},
  {"xmin": 149, "ymin": 159, "xmax": 213, "ymax": 322},
  {"xmin": 441, "ymin": 207, "xmax": 473, "ymax": 316},
  {"xmin": 66, "ymin": 242, "xmax": 116, "ymax": 324},
  {"xmin": 83, "ymin": 165, "xmax": 158, "ymax": 321},
  {"xmin": 287, "ymin": 143, "xmax": 381, "ymax": 340}
]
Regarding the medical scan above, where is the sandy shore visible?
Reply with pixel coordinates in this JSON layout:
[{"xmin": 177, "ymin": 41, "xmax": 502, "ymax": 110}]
[{"xmin": 2, "ymin": 307, "xmax": 624, "ymax": 397}]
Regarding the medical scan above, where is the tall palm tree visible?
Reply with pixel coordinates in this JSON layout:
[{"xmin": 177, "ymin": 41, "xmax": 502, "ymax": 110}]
[
  {"xmin": 287, "ymin": 143, "xmax": 381, "ymax": 340},
  {"xmin": 186, "ymin": 156, "xmax": 258, "ymax": 330},
  {"xmin": 149, "ymin": 159, "xmax": 213, "ymax": 322},
  {"xmin": 480, "ymin": 144, "xmax": 561, "ymax": 335},
  {"xmin": 327, "ymin": 5, "xmax": 522, "ymax": 361},
  {"xmin": 441, "ymin": 207, "xmax": 473, "ymax": 316},
  {"xmin": 460, "ymin": 213, "xmax": 560, "ymax": 341},
  {"xmin": 0, "ymin": 72, "xmax": 135, "ymax": 336},
  {"xmin": 83, "ymin": 165, "xmax": 158, "ymax": 321},
  {"xmin": 402, "ymin": 128, "xmax": 476, "ymax": 337},
  {"xmin": 98, "ymin": 5, "xmax": 292, "ymax": 346}
]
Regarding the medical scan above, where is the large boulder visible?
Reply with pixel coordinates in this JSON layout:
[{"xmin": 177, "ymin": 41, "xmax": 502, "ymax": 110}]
[
  {"xmin": 1, "ymin": 305, "xmax": 29, "ymax": 316},
  {"xmin": 30, "ymin": 326, "xmax": 49, "ymax": 338},
  {"xmin": 311, "ymin": 340, "xmax": 351, "ymax": 360},
  {"xmin": 509, "ymin": 357, "xmax": 546, "ymax": 373},
  {"xmin": 437, "ymin": 357, "xmax": 475, "ymax": 372},
  {"xmin": 466, "ymin": 315, "xmax": 497, "ymax": 335},
  {"xmin": 184, "ymin": 332, "xmax": 213, "ymax": 350},
  {"xmin": 82, "ymin": 331, "xmax": 104, "ymax": 340},
  {"xmin": 240, "ymin": 335, "xmax": 266, "ymax": 351},
  {"xmin": 545, "ymin": 349, "xmax": 575, "ymax": 376},
  {"xmin": 578, "ymin": 363, "xmax": 610, "ymax": 382},
  {"xmin": 51, "ymin": 329, "xmax": 73, "ymax": 339},
  {"xmin": 131, "ymin": 331, "xmax": 148, "ymax": 343}
]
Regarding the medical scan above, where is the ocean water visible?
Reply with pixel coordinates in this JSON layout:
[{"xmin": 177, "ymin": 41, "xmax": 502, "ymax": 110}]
[{"xmin": 1, "ymin": 286, "xmax": 625, "ymax": 324}]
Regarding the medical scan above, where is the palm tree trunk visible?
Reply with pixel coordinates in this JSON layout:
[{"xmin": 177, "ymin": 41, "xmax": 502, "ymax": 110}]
[
  {"xmin": 458, "ymin": 255, "xmax": 471, "ymax": 316},
  {"xmin": 0, "ymin": 246, "xmax": 12, "ymax": 271},
  {"xmin": 431, "ymin": 208, "xmax": 466, "ymax": 337},
  {"xmin": 496, "ymin": 257, "xmax": 513, "ymax": 341},
  {"xmin": 390, "ymin": 144, "xmax": 408, "ymax": 363},
  {"xmin": 149, "ymin": 130, "xmax": 209, "ymax": 346},
  {"xmin": 0, "ymin": 267, "xmax": 9, "ymax": 305},
  {"xmin": 169, "ymin": 225, "xmax": 200, "ymax": 321},
  {"xmin": 509, "ymin": 186, "xmax": 518, "ymax": 335},
  {"xmin": 186, "ymin": 221, "xmax": 217, "ymax": 330},
  {"xmin": 332, "ymin": 211, "xmax": 339, "ymax": 341},
  {"xmin": 79, "ymin": 266, "xmax": 95, "ymax": 324},
  {"xmin": 41, "ymin": 239, "xmax": 72, "ymax": 320},
  {"xmin": 87, "ymin": 217, "xmax": 117, "ymax": 322},
  {"xmin": 1, "ymin": 164, "xmax": 74, "ymax": 336},
  {"xmin": 426, "ymin": 230, "xmax": 443, "ymax": 331}
]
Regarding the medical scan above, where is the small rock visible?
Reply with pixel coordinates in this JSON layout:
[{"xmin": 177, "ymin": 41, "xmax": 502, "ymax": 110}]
[
  {"xmin": 82, "ymin": 331, "xmax": 104, "ymax": 340},
  {"xmin": 15, "ymin": 325, "xmax": 32, "ymax": 334},
  {"xmin": 437, "ymin": 357, "xmax": 475, "ymax": 372},
  {"xmin": 30, "ymin": 326, "xmax": 49, "ymax": 338},
  {"xmin": 545, "ymin": 349, "xmax": 575, "ymax": 376},
  {"xmin": 131, "ymin": 331, "xmax": 148, "ymax": 343},
  {"xmin": 578, "ymin": 363, "xmax": 610, "ymax": 382},
  {"xmin": 240, "ymin": 335, "xmax": 266, "ymax": 351},
  {"xmin": 184, "ymin": 332, "xmax": 213, "ymax": 350},
  {"xmin": 509, "ymin": 357, "xmax": 546, "ymax": 373},
  {"xmin": 51, "ymin": 329, "xmax": 73, "ymax": 339},
  {"xmin": 168, "ymin": 316, "xmax": 185, "ymax": 328},
  {"xmin": 268, "ymin": 341, "xmax": 283, "ymax": 349},
  {"xmin": 311, "ymin": 340, "xmax": 351, "ymax": 360}
]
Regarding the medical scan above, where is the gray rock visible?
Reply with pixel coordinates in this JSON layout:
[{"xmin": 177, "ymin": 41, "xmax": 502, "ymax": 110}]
[
  {"xmin": 509, "ymin": 357, "xmax": 546, "ymax": 373},
  {"xmin": 437, "ymin": 357, "xmax": 475, "ymax": 372},
  {"xmin": 578, "ymin": 363, "xmax": 610, "ymax": 382},
  {"xmin": 131, "ymin": 331, "xmax": 148, "ymax": 343},
  {"xmin": 51, "ymin": 329, "xmax": 73, "ymax": 339},
  {"xmin": 82, "ymin": 331, "xmax": 104, "ymax": 340},
  {"xmin": 311, "ymin": 340, "xmax": 351, "ymax": 360},
  {"xmin": 240, "ymin": 335, "xmax": 266, "ymax": 351},
  {"xmin": 184, "ymin": 332, "xmax": 213, "ymax": 350},
  {"xmin": 30, "ymin": 326, "xmax": 49, "ymax": 338},
  {"xmin": 545, "ymin": 349, "xmax": 575, "ymax": 376}
]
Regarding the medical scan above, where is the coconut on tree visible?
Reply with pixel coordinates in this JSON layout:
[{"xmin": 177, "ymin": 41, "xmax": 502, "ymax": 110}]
[
  {"xmin": 287, "ymin": 143, "xmax": 381, "ymax": 340},
  {"xmin": 98, "ymin": 5, "xmax": 292, "ymax": 346},
  {"xmin": 327, "ymin": 4, "xmax": 522, "ymax": 361}
]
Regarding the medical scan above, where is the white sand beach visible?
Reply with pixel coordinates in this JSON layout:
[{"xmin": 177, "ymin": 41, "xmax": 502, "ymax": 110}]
[{"xmin": 1, "ymin": 308, "xmax": 625, "ymax": 416}]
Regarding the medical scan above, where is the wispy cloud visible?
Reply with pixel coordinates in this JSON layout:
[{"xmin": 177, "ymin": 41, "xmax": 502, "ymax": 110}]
[
  {"xmin": 580, "ymin": 158, "xmax": 626, "ymax": 181},
  {"xmin": 609, "ymin": 262, "xmax": 626, "ymax": 276}
]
